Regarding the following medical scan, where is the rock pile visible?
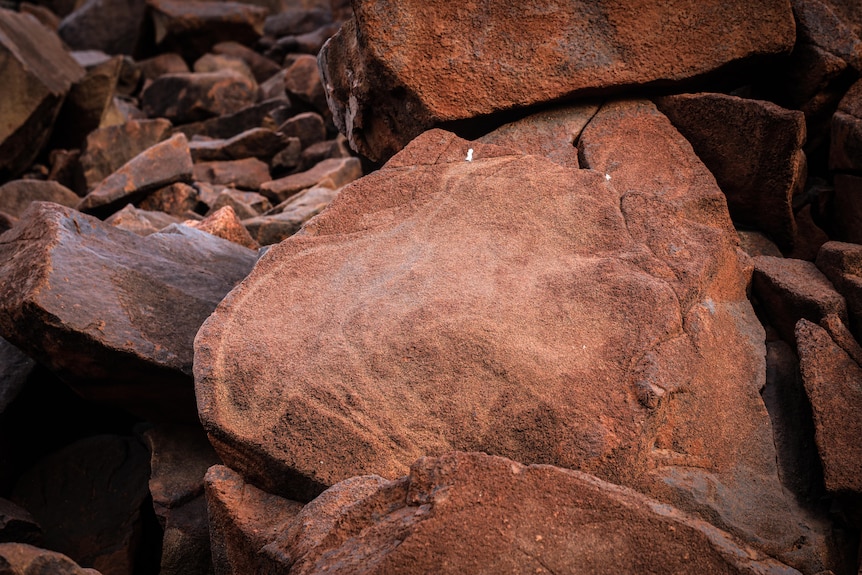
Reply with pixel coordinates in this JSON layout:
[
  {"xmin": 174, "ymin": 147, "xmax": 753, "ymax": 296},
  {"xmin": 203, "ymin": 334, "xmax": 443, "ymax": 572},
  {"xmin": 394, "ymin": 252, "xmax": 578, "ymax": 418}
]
[{"xmin": 0, "ymin": 0, "xmax": 860, "ymax": 574}]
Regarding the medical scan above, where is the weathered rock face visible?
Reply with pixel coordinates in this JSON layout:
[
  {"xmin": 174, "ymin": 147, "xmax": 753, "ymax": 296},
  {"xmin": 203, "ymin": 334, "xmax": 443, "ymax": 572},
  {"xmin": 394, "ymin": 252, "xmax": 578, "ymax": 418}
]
[
  {"xmin": 196, "ymin": 107, "xmax": 834, "ymax": 570},
  {"xmin": 261, "ymin": 452, "xmax": 799, "ymax": 575},
  {"xmin": 140, "ymin": 71, "xmax": 258, "ymax": 125},
  {"xmin": 0, "ymin": 180, "xmax": 80, "ymax": 217},
  {"xmin": 0, "ymin": 202, "xmax": 257, "ymax": 422},
  {"xmin": 0, "ymin": 543, "xmax": 102, "ymax": 575},
  {"xmin": 0, "ymin": 9, "xmax": 85, "ymax": 179},
  {"xmin": 58, "ymin": 0, "xmax": 147, "ymax": 56},
  {"xmin": 319, "ymin": 0, "xmax": 796, "ymax": 161}
]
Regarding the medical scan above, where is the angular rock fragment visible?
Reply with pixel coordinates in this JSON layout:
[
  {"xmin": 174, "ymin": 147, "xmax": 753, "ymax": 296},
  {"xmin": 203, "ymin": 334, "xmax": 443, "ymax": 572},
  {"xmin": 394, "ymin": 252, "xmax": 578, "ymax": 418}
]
[
  {"xmin": 319, "ymin": 0, "xmax": 796, "ymax": 161},
  {"xmin": 213, "ymin": 41, "xmax": 281, "ymax": 84},
  {"xmin": 244, "ymin": 184, "xmax": 339, "ymax": 245},
  {"xmin": 0, "ymin": 202, "xmax": 257, "ymax": 421},
  {"xmin": 0, "ymin": 9, "xmax": 85, "ymax": 179},
  {"xmin": 136, "ymin": 182, "xmax": 201, "ymax": 217},
  {"xmin": 141, "ymin": 71, "xmax": 258, "ymax": 125},
  {"xmin": 752, "ymin": 256, "xmax": 848, "ymax": 343},
  {"xmin": 207, "ymin": 188, "xmax": 271, "ymax": 219},
  {"xmin": 11, "ymin": 435, "xmax": 149, "ymax": 575},
  {"xmin": 0, "ymin": 543, "xmax": 101, "ymax": 575},
  {"xmin": 0, "ymin": 180, "xmax": 80, "ymax": 217},
  {"xmin": 831, "ymin": 173, "xmax": 862, "ymax": 243},
  {"xmin": 196, "ymin": 112, "xmax": 835, "ymax": 570},
  {"xmin": 830, "ymin": 78, "xmax": 862, "ymax": 172},
  {"xmin": 263, "ymin": 452, "xmax": 800, "ymax": 575},
  {"xmin": 738, "ymin": 231, "xmax": 783, "ymax": 258},
  {"xmin": 175, "ymin": 99, "xmax": 289, "ymax": 140},
  {"xmin": 137, "ymin": 53, "xmax": 189, "ymax": 84},
  {"xmin": 655, "ymin": 93, "xmax": 805, "ymax": 250},
  {"xmin": 105, "ymin": 204, "xmax": 181, "ymax": 236},
  {"xmin": 283, "ymin": 54, "xmax": 328, "ymax": 116},
  {"xmin": 78, "ymin": 133, "xmax": 193, "ymax": 217},
  {"xmin": 259, "ymin": 156, "xmax": 360, "ymax": 202},
  {"xmin": 204, "ymin": 465, "xmax": 304, "ymax": 575},
  {"xmin": 192, "ymin": 54, "xmax": 255, "ymax": 83},
  {"xmin": 193, "ymin": 158, "xmax": 271, "ymax": 191},
  {"xmin": 58, "ymin": 0, "xmax": 147, "ymax": 56},
  {"xmin": 298, "ymin": 136, "xmax": 350, "ymax": 171},
  {"xmin": 263, "ymin": 7, "xmax": 332, "ymax": 38},
  {"xmin": 277, "ymin": 112, "xmax": 326, "ymax": 149},
  {"xmin": 185, "ymin": 206, "xmax": 259, "ymax": 250},
  {"xmin": 816, "ymin": 241, "xmax": 862, "ymax": 341},
  {"xmin": 0, "ymin": 338, "xmax": 35, "ymax": 416},
  {"xmin": 80, "ymin": 119, "xmax": 173, "ymax": 192},
  {"xmin": 796, "ymin": 318, "xmax": 862, "ymax": 495},
  {"xmin": 189, "ymin": 128, "xmax": 288, "ymax": 162}
]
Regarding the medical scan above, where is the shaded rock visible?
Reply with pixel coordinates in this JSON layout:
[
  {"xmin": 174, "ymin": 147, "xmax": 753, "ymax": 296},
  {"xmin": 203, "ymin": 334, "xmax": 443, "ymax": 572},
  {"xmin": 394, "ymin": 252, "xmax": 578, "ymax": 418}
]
[
  {"xmin": 137, "ymin": 182, "xmax": 201, "ymax": 216},
  {"xmin": 796, "ymin": 318, "xmax": 862, "ymax": 495},
  {"xmin": 47, "ymin": 149, "xmax": 84, "ymax": 194},
  {"xmin": 141, "ymin": 71, "xmax": 258, "ymax": 125},
  {"xmin": 148, "ymin": 0, "xmax": 267, "ymax": 62},
  {"xmin": 752, "ymin": 256, "xmax": 848, "ymax": 343},
  {"xmin": 0, "ymin": 499, "xmax": 41, "ymax": 545},
  {"xmin": 263, "ymin": 452, "xmax": 800, "ymax": 575},
  {"xmin": 207, "ymin": 188, "xmax": 271, "ymax": 219},
  {"xmin": 830, "ymin": 78, "xmax": 862, "ymax": 172},
  {"xmin": 213, "ymin": 41, "xmax": 281, "ymax": 84},
  {"xmin": 0, "ymin": 211, "xmax": 16, "ymax": 235},
  {"xmin": 204, "ymin": 465, "xmax": 303, "ymax": 575},
  {"xmin": 655, "ymin": 93, "xmax": 805, "ymax": 251},
  {"xmin": 78, "ymin": 133, "xmax": 193, "ymax": 217},
  {"xmin": 104, "ymin": 204, "xmax": 181, "ymax": 236},
  {"xmin": 831, "ymin": 173, "xmax": 862, "ymax": 243},
  {"xmin": 193, "ymin": 158, "xmax": 270, "ymax": 191},
  {"xmin": 0, "ymin": 202, "xmax": 257, "ymax": 421},
  {"xmin": 787, "ymin": 204, "xmax": 830, "ymax": 261},
  {"xmin": 189, "ymin": 128, "xmax": 288, "ymax": 162},
  {"xmin": 816, "ymin": 241, "xmax": 862, "ymax": 341},
  {"xmin": 0, "ymin": 180, "xmax": 80, "ymax": 217},
  {"xmin": 477, "ymin": 102, "xmax": 600, "ymax": 169},
  {"xmin": 185, "ymin": 206, "xmax": 259, "ymax": 250},
  {"xmin": 270, "ymin": 137, "xmax": 303, "ymax": 173},
  {"xmin": 0, "ymin": 338, "xmax": 36, "ymax": 416},
  {"xmin": 0, "ymin": 543, "xmax": 101, "ymax": 575},
  {"xmin": 137, "ymin": 52, "xmax": 189, "ymax": 84},
  {"xmin": 57, "ymin": 0, "xmax": 147, "ymax": 55},
  {"xmin": 192, "ymin": 54, "xmax": 256, "ymax": 85},
  {"xmin": 11, "ymin": 435, "xmax": 149, "ymax": 575},
  {"xmin": 20, "ymin": 3, "xmax": 62, "ymax": 31},
  {"xmin": 277, "ymin": 111, "xmax": 325, "ymax": 149},
  {"xmin": 266, "ymin": 22, "xmax": 341, "ymax": 58},
  {"xmin": 196, "ymin": 114, "xmax": 835, "ymax": 571},
  {"xmin": 175, "ymin": 99, "xmax": 289, "ymax": 140},
  {"xmin": 283, "ymin": 54, "xmax": 328, "ymax": 116},
  {"xmin": 0, "ymin": 9, "xmax": 85, "ymax": 179},
  {"xmin": 244, "ymin": 184, "xmax": 339, "ymax": 245},
  {"xmin": 80, "ymin": 119, "xmax": 173, "ymax": 193},
  {"xmin": 297, "ymin": 135, "xmax": 350, "ymax": 171},
  {"xmin": 737, "ymin": 230, "xmax": 783, "ymax": 258},
  {"xmin": 258, "ymin": 69, "xmax": 288, "ymax": 102},
  {"xmin": 319, "ymin": 1, "xmax": 796, "ymax": 161},
  {"xmin": 52, "ymin": 56, "xmax": 124, "ymax": 150},
  {"xmin": 821, "ymin": 0, "xmax": 862, "ymax": 47},
  {"xmin": 259, "ymin": 156, "xmax": 360, "ymax": 202},
  {"xmin": 793, "ymin": 0, "xmax": 862, "ymax": 71},
  {"xmin": 263, "ymin": 7, "xmax": 331, "ymax": 38}
]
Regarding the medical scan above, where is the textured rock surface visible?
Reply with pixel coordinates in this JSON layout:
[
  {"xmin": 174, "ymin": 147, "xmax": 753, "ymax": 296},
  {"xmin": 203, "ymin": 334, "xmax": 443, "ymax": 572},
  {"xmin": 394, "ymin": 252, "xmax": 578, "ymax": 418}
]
[
  {"xmin": 105, "ymin": 204, "xmax": 181, "ymax": 236},
  {"xmin": 262, "ymin": 452, "xmax": 800, "ymax": 575},
  {"xmin": 0, "ymin": 202, "xmax": 257, "ymax": 421},
  {"xmin": 0, "ymin": 180, "xmax": 80, "ymax": 217},
  {"xmin": 185, "ymin": 205, "xmax": 259, "ymax": 249},
  {"xmin": 816, "ymin": 241, "xmax": 862, "ymax": 341},
  {"xmin": 259, "ymin": 157, "xmax": 360, "ymax": 202},
  {"xmin": 192, "ymin": 158, "xmax": 271, "ymax": 191},
  {"xmin": 319, "ymin": 0, "xmax": 796, "ymax": 160},
  {"xmin": 58, "ymin": 0, "xmax": 147, "ymax": 55},
  {"xmin": 0, "ymin": 543, "xmax": 102, "ymax": 575},
  {"xmin": 244, "ymin": 184, "xmax": 340, "ymax": 245},
  {"xmin": 196, "ymin": 107, "xmax": 834, "ymax": 570},
  {"xmin": 141, "ymin": 71, "xmax": 258, "ymax": 125},
  {"xmin": 830, "ymin": 78, "xmax": 862, "ymax": 172}
]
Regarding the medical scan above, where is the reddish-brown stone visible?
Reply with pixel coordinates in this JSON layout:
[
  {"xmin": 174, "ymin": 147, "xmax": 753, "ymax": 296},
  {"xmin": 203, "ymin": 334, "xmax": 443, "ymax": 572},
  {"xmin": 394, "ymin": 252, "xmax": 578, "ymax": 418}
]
[
  {"xmin": 277, "ymin": 112, "xmax": 326, "ymax": 149},
  {"xmin": 0, "ymin": 180, "xmax": 80, "ymax": 217},
  {"xmin": 58, "ymin": 0, "xmax": 147, "ymax": 55},
  {"xmin": 319, "ymin": 0, "xmax": 796, "ymax": 161},
  {"xmin": 207, "ymin": 188, "xmax": 271, "ymax": 219},
  {"xmin": 184, "ymin": 206, "xmax": 259, "ymax": 250},
  {"xmin": 104, "ymin": 204, "xmax": 182, "ymax": 236},
  {"xmin": 830, "ymin": 78, "xmax": 862, "ymax": 172},
  {"xmin": 816, "ymin": 241, "xmax": 862, "ymax": 342},
  {"xmin": 0, "ymin": 543, "xmax": 101, "ymax": 575},
  {"xmin": 0, "ymin": 498, "xmax": 41, "ymax": 545},
  {"xmin": 213, "ymin": 41, "xmax": 281, "ymax": 84},
  {"xmin": 283, "ymin": 54, "xmax": 328, "ymax": 116},
  {"xmin": 80, "ymin": 119, "xmax": 173, "ymax": 192},
  {"xmin": 189, "ymin": 128, "xmax": 288, "ymax": 163},
  {"xmin": 244, "ymin": 184, "xmax": 340, "ymax": 245},
  {"xmin": 831, "ymin": 173, "xmax": 862, "ymax": 243},
  {"xmin": 192, "ymin": 158, "xmax": 271, "ymax": 191},
  {"xmin": 259, "ymin": 157, "xmax": 361, "ymax": 202},
  {"xmin": 141, "ymin": 71, "xmax": 257, "ymax": 125},
  {"xmin": 0, "ymin": 338, "xmax": 35, "ymax": 416},
  {"xmin": 137, "ymin": 182, "xmax": 201, "ymax": 217}
]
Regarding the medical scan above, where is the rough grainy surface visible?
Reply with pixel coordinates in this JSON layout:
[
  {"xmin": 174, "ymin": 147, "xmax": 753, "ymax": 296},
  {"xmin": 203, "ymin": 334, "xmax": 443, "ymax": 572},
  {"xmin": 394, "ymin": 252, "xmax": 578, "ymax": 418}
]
[
  {"xmin": 196, "ymin": 104, "xmax": 836, "ymax": 571},
  {"xmin": 319, "ymin": 0, "xmax": 796, "ymax": 160}
]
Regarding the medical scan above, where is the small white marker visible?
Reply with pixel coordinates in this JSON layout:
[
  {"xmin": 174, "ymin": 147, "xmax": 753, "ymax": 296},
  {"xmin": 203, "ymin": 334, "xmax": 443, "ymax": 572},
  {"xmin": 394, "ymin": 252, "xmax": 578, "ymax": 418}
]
[
  {"xmin": 466, "ymin": 148, "xmax": 474, "ymax": 162},
  {"xmin": 605, "ymin": 173, "xmax": 611, "ymax": 181}
]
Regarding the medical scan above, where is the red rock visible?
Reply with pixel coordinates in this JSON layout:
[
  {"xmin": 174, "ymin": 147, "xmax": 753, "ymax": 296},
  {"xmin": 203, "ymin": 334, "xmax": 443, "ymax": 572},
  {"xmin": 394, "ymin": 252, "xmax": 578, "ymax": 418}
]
[
  {"xmin": 206, "ymin": 188, "xmax": 271, "ymax": 219},
  {"xmin": 477, "ymin": 103, "xmax": 599, "ymax": 169},
  {"xmin": 0, "ymin": 498, "xmax": 41, "ymax": 545},
  {"xmin": 319, "ymin": 0, "xmax": 796, "ymax": 161},
  {"xmin": 278, "ymin": 111, "xmax": 326, "ymax": 149},
  {"xmin": 196, "ymin": 114, "xmax": 835, "ymax": 570},
  {"xmin": 793, "ymin": 0, "xmax": 862, "ymax": 71},
  {"xmin": 137, "ymin": 182, "xmax": 201, "ymax": 217},
  {"xmin": 738, "ymin": 230, "xmax": 783, "ymax": 258},
  {"xmin": 297, "ymin": 135, "xmax": 350, "ymax": 171},
  {"xmin": 787, "ymin": 204, "xmax": 830, "ymax": 261},
  {"xmin": 104, "ymin": 204, "xmax": 181, "ymax": 236},
  {"xmin": 0, "ymin": 338, "xmax": 35, "ymax": 415},
  {"xmin": 184, "ymin": 205, "xmax": 259, "ymax": 250},
  {"xmin": 831, "ymin": 173, "xmax": 862, "ymax": 243},
  {"xmin": 141, "ymin": 71, "xmax": 258, "ymax": 125},
  {"xmin": 189, "ymin": 128, "xmax": 289, "ymax": 162},
  {"xmin": 78, "ymin": 133, "xmax": 194, "ymax": 217},
  {"xmin": 204, "ymin": 465, "xmax": 303, "ymax": 575},
  {"xmin": 213, "ymin": 41, "xmax": 281, "ymax": 84},
  {"xmin": 752, "ymin": 256, "xmax": 848, "ymax": 343},
  {"xmin": 137, "ymin": 52, "xmax": 189, "ymax": 84},
  {"xmin": 192, "ymin": 158, "xmax": 271, "ymax": 191},
  {"xmin": 263, "ymin": 452, "xmax": 800, "ymax": 575},
  {"xmin": 175, "ymin": 99, "xmax": 289, "ymax": 140},
  {"xmin": 0, "ymin": 9, "xmax": 85, "ymax": 179},
  {"xmin": 830, "ymin": 78, "xmax": 862, "ymax": 172},
  {"xmin": 0, "ymin": 543, "xmax": 101, "ymax": 575},
  {"xmin": 821, "ymin": 0, "xmax": 862, "ymax": 39},
  {"xmin": 259, "ymin": 156, "xmax": 360, "ymax": 202},
  {"xmin": 655, "ymin": 93, "xmax": 805, "ymax": 251},
  {"xmin": 147, "ymin": 0, "xmax": 267, "ymax": 62},
  {"xmin": 270, "ymin": 137, "xmax": 303, "ymax": 173},
  {"xmin": 796, "ymin": 318, "xmax": 862, "ymax": 495},
  {"xmin": 0, "ymin": 180, "xmax": 80, "ymax": 217},
  {"xmin": 283, "ymin": 54, "xmax": 328, "ymax": 116},
  {"xmin": 244, "ymin": 184, "xmax": 340, "ymax": 245},
  {"xmin": 11, "ymin": 435, "xmax": 149, "ymax": 575},
  {"xmin": 192, "ymin": 53, "xmax": 256, "ymax": 84},
  {"xmin": 57, "ymin": 0, "xmax": 147, "ymax": 55},
  {"xmin": 0, "ymin": 202, "xmax": 257, "ymax": 421},
  {"xmin": 79, "ymin": 119, "xmax": 173, "ymax": 193},
  {"xmin": 816, "ymin": 241, "xmax": 862, "ymax": 342}
]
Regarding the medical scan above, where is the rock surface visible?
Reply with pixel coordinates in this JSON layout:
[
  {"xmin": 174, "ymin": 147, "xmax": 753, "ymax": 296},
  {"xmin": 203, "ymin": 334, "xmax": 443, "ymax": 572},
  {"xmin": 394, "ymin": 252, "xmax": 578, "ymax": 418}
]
[
  {"xmin": 0, "ymin": 543, "xmax": 102, "ymax": 575},
  {"xmin": 816, "ymin": 241, "xmax": 862, "ymax": 341},
  {"xmin": 0, "ymin": 180, "xmax": 80, "ymax": 217}
]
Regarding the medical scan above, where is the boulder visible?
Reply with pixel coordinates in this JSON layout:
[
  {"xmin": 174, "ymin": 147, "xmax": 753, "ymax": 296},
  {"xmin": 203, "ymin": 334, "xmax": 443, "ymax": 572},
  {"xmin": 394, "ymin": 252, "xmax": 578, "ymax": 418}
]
[
  {"xmin": 184, "ymin": 205, "xmax": 259, "ymax": 250},
  {"xmin": 796, "ymin": 318, "xmax": 862, "ymax": 495},
  {"xmin": 259, "ymin": 156, "xmax": 360, "ymax": 202},
  {"xmin": 0, "ymin": 202, "xmax": 257, "ymax": 421},
  {"xmin": 0, "ymin": 543, "xmax": 101, "ymax": 575},
  {"xmin": 0, "ymin": 9, "xmax": 85, "ymax": 179},
  {"xmin": 262, "ymin": 452, "xmax": 800, "ymax": 575},
  {"xmin": 11, "ymin": 435, "xmax": 149, "ymax": 575},
  {"xmin": 192, "ymin": 158, "xmax": 271, "ymax": 191},
  {"xmin": 0, "ymin": 180, "xmax": 80, "ymax": 217},
  {"xmin": 319, "ymin": 0, "xmax": 796, "ymax": 161},
  {"xmin": 137, "ymin": 53, "xmax": 189, "ymax": 84},
  {"xmin": 816, "ymin": 241, "xmax": 862, "ymax": 341},
  {"xmin": 78, "ymin": 133, "xmax": 193, "ymax": 217},
  {"xmin": 57, "ymin": 0, "xmax": 147, "ymax": 56},
  {"xmin": 655, "ymin": 93, "xmax": 806, "ymax": 251},
  {"xmin": 277, "ymin": 112, "xmax": 326, "ymax": 149},
  {"xmin": 196, "ymin": 108, "xmax": 835, "ymax": 570},
  {"xmin": 192, "ymin": 54, "xmax": 256, "ymax": 84},
  {"xmin": 283, "ymin": 54, "xmax": 328, "ymax": 116},
  {"xmin": 141, "ymin": 71, "xmax": 258, "ymax": 125}
]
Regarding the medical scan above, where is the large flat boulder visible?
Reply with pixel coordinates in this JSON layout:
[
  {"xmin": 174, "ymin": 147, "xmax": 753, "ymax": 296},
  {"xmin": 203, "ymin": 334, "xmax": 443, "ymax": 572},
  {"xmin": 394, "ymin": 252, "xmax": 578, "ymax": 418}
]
[
  {"xmin": 0, "ymin": 202, "xmax": 257, "ymax": 422},
  {"xmin": 319, "ymin": 0, "xmax": 796, "ymax": 161},
  {"xmin": 196, "ymin": 104, "xmax": 836, "ymax": 570}
]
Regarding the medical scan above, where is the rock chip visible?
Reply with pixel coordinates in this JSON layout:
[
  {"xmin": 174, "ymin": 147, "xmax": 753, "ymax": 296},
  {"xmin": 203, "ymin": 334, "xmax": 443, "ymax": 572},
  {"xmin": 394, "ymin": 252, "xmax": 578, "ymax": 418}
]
[
  {"xmin": 78, "ymin": 133, "xmax": 193, "ymax": 217},
  {"xmin": 141, "ymin": 71, "xmax": 258, "ymax": 125},
  {"xmin": 796, "ymin": 318, "xmax": 862, "ymax": 495},
  {"xmin": 259, "ymin": 156, "xmax": 360, "ymax": 202},
  {"xmin": 319, "ymin": 0, "xmax": 796, "ymax": 161},
  {"xmin": 0, "ymin": 202, "xmax": 257, "ymax": 421},
  {"xmin": 264, "ymin": 452, "xmax": 801, "ymax": 575},
  {"xmin": 0, "ymin": 180, "xmax": 80, "ymax": 217},
  {"xmin": 58, "ymin": 0, "xmax": 147, "ymax": 56},
  {"xmin": 0, "ymin": 543, "xmax": 101, "ymax": 575},
  {"xmin": 283, "ymin": 54, "xmax": 328, "ymax": 116},
  {"xmin": 0, "ymin": 9, "xmax": 85, "ymax": 179},
  {"xmin": 175, "ymin": 99, "xmax": 288, "ymax": 140},
  {"xmin": 655, "ymin": 93, "xmax": 805, "ymax": 250},
  {"xmin": 185, "ymin": 206, "xmax": 259, "ymax": 250},
  {"xmin": 80, "ymin": 119, "xmax": 173, "ymax": 192}
]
